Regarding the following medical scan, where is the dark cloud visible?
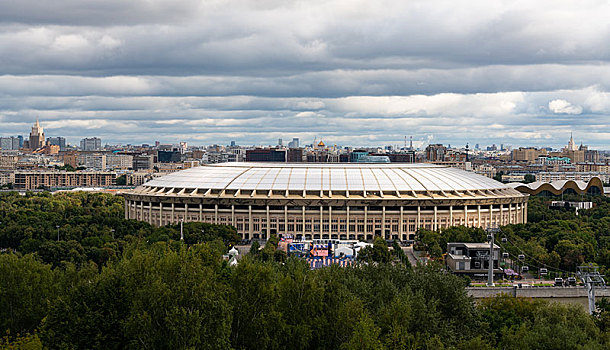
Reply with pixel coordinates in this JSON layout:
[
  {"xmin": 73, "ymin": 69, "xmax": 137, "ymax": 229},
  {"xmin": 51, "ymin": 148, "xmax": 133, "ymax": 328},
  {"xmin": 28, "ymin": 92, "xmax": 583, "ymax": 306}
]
[{"xmin": 0, "ymin": 1, "xmax": 609, "ymax": 149}]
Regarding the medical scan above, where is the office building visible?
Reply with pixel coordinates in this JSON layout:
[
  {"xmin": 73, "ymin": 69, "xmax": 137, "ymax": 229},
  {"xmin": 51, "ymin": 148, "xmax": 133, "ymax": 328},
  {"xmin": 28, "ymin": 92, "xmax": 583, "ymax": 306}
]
[
  {"xmin": 80, "ymin": 137, "xmax": 102, "ymax": 151},
  {"xmin": 47, "ymin": 137, "xmax": 66, "ymax": 151},
  {"xmin": 14, "ymin": 171, "xmax": 116, "ymax": 190},
  {"xmin": 288, "ymin": 138, "xmax": 300, "ymax": 149},
  {"xmin": 246, "ymin": 148, "xmax": 286, "ymax": 162}
]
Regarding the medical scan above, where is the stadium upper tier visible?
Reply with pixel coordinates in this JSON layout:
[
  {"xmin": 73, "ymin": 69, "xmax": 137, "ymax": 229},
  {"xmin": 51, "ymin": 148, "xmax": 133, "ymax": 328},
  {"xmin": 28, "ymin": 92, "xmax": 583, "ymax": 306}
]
[{"xmin": 137, "ymin": 163, "xmax": 522, "ymax": 200}]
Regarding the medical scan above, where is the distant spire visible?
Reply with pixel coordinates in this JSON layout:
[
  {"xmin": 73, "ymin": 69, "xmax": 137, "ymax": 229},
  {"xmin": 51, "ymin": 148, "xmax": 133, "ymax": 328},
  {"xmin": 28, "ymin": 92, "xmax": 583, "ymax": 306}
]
[
  {"xmin": 568, "ymin": 132, "xmax": 577, "ymax": 151},
  {"xmin": 35, "ymin": 118, "xmax": 40, "ymax": 128}
]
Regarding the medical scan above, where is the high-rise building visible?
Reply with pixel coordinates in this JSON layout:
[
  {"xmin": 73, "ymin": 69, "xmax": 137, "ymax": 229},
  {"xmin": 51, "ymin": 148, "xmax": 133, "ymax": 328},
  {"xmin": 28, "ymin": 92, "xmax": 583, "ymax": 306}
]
[
  {"xmin": 0, "ymin": 136, "xmax": 21, "ymax": 150},
  {"xmin": 158, "ymin": 150, "xmax": 182, "ymax": 163},
  {"xmin": 106, "ymin": 154, "xmax": 134, "ymax": 170},
  {"xmin": 287, "ymin": 148, "xmax": 304, "ymax": 162},
  {"xmin": 278, "ymin": 138, "xmax": 283, "ymax": 146},
  {"xmin": 80, "ymin": 137, "xmax": 102, "ymax": 151},
  {"xmin": 28, "ymin": 119, "xmax": 45, "ymax": 150},
  {"xmin": 132, "ymin": 155, "xmax": 154, "ymax": 170},
  {"xmin": 47, "ymin": 136, "xmax": 66, "ymax": 151},
  {"xmin": 425, "ymin": 144, "xmax": 447, "ymax": 161},
  {"xmin": 246, "ymin": 148, "xmax": 286, "ymax": 162},
  {"xmin": 511, "ymin": 147, "xmax": 545, "ymax": 162},
  {"xmin": 567, "ymin": 132, "xmax": 578, "ymax": 151},
  {"xmin": 288, "ymin": 138, "xmax": 299, "ymax": 148},
  {"xmin": 78, "ymin": 154, "xmax": 106, "ymax": 170}
]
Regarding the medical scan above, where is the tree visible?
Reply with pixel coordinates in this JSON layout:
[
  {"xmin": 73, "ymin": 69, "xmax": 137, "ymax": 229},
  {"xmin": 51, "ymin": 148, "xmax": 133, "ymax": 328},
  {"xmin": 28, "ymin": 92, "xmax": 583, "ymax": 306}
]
[
  {"xmin": 524, "ymin": 174, "xmax": 536, "ymax": 183},
  {"xmin": 340, "ymin": 313, "xmax": 383, "ymax": 350},
  {"xmin": 249, "ymin": 240, "xmax": 260, "ymax": 256},
  {"xmin": 115, "ymin": 175, "xmax": 127, "ymax": 186},
  {"xmin": 0, "ymin": 254, "xmax": 59, "ymax": 337},
  {"xmin": 358, "ymin": 237, "xmax": 390, "ymax": 263}
]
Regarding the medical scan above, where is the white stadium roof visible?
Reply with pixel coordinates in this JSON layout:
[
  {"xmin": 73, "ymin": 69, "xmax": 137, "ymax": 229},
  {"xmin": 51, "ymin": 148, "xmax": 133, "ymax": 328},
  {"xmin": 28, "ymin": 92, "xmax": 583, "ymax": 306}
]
[{"xmin": 143, "ymin": 163, "xmax": 512, "ymax": 195}]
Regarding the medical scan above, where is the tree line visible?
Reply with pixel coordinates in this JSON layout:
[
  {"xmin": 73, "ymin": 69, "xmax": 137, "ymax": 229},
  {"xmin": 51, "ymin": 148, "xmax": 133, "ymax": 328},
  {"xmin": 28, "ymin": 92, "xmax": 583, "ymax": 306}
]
[
  {"xmin": 1, "ymin": 192, "xmax": 610, "ymax": 349},
  {"xmin": 416, "ymin": 194, "xmax": 610, "ymax": 276}
]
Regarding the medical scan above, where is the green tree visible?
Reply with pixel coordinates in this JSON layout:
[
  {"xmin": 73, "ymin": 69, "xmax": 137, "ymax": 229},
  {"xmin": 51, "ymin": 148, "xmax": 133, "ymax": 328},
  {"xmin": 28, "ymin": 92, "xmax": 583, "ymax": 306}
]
[
  {"xmin": 358, "ymin": 237, "xmax": 391, "ymax": 263},
  {"xmin": 340, "ymin": 313, "xmax": 383, "ymax": 350},
  {"xmin": 0, "ymin": 254, "xmax": 59, "ymax": 336},
  {"xmin": 115, "ymin": 174, "xmax": 127, "ymax": 185},
  {"xmin": 524, "ymin": 174, "xmax": 536, "ymax": 183}
]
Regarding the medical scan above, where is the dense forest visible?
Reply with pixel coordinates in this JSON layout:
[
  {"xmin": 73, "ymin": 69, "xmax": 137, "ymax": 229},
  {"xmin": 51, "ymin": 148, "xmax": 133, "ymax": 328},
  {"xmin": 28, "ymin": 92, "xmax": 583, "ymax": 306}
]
[{"xmin": 1, "ymin": 192, "xmax": 610, "ymax": 349}]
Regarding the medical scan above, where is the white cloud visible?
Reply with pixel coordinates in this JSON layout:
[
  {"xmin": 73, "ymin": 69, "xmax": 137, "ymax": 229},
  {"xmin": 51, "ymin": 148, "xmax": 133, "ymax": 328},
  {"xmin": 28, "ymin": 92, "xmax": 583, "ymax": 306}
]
[{"xmin": 548, "ymin": 99, "xmax": 583, "ymax": 114}]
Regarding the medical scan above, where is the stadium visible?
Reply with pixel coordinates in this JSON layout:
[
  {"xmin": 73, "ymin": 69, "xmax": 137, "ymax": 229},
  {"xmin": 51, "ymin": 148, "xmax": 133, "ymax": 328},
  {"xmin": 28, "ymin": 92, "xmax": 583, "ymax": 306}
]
[{"xmin": 124, "ymin": 163, "xmax": 529, "ymax": 241}]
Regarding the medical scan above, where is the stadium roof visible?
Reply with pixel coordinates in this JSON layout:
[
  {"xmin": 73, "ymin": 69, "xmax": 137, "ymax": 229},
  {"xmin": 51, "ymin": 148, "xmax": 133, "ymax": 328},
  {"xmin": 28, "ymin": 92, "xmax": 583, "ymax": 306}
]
[
  {"xmin": 508, "ymin": 178, "xmax": 605, "ymax": 195},
  {"xmin": 140, "ymin": 163, "xmax": 521, "ymax": 199}
]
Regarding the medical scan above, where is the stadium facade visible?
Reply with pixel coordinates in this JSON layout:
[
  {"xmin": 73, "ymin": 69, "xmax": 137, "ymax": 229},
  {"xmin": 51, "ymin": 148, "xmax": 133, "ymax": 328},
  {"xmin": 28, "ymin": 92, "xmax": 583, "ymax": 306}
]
[{"xmin": 124, "ymin": 163, "xmax": 529, "ymax": 241}]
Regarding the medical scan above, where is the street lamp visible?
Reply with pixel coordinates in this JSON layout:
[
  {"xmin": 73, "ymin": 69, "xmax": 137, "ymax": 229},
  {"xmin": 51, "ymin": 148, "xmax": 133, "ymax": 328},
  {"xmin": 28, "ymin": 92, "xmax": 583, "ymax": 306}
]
[
  {"xmin": 110, "ymin": 228, "xmax": 115, "ymax": 240},
  {"xmin": 56, "ymin": 225, "xmax": 60, "ymax": 241}
]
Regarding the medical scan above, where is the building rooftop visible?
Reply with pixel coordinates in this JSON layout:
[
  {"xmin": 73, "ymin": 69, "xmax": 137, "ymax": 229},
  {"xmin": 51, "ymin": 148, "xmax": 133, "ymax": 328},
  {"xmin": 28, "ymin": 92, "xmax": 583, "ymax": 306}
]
[{"xmin": 141, "ymin": 162, "xmax": 519, "ymax": 194}]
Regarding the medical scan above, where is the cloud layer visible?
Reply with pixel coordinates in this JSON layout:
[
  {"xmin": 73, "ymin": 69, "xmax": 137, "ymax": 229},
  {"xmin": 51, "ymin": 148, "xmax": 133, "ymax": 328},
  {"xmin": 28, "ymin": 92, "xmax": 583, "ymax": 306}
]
[{"xmin": 0, "ymin": 1, "xmax": 609, "ymax": 148}]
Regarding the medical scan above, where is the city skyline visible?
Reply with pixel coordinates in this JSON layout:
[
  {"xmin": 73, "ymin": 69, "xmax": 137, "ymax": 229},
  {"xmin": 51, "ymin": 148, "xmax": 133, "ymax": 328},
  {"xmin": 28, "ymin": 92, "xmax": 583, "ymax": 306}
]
[
  {"xmin": 1, "ymin": 1, "xmax": 610, "ymax": 148},
  {"xmin": 1, "ymin": 118, "xmax": 606, "ymax": 151}
]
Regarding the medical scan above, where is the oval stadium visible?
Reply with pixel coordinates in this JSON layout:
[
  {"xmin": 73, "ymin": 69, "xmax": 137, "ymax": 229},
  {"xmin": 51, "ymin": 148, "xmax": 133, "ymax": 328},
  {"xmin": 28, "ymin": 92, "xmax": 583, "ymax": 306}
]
[{"xmin": 124, "ymin": 163, "xmax": 529, "ymax": 241}]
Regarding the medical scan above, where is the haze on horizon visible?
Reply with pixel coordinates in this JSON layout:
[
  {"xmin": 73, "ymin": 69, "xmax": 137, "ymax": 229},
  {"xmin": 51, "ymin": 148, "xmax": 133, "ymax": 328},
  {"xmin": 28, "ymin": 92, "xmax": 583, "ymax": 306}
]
[{"xmin": 0, "ymin": 0, "xmax": 609, "ymax": 149}]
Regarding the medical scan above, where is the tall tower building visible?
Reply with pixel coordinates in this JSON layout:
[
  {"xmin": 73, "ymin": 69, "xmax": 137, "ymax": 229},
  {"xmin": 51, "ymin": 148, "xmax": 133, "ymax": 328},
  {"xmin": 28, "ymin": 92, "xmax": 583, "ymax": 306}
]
[
  {"xmin": 29, "ymin": 119, "xmax": 45, "ymax": 150},
  {"xmin": 567, "ymin": 132, "xmax": 578, "ymax": 151}
]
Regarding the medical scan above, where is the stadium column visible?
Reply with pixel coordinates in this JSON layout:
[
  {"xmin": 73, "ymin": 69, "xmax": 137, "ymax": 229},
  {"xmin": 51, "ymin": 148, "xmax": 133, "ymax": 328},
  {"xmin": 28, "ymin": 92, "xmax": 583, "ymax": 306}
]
[
  {"xmin": 231, "ymin": 205, "xmax": 235, "ymax": 227},
  {"xmin": 508, "ymin": 203, "xmax": 512, "ymax": 224},
  {"xmin": 382, "ymin": 206, "xmax": 386, "ymax": 237},
  {"xmin": 266, "ymin": 205, "xmax": 270, "ymax": 239},
  {"xmin": 489, "ymin": 204, "xmax": 493, "ymax": 226},
  {"xmin": 477, "ymin": 205, "xmax": 481, "ymax": 227},
  {"xmin": 329, "ymin": 205, "xmax": 332, "ymax": 235},
  {"xmin": 500, "ymin": 204, "xmax": 504, "ymax": 225},
  {"xmin": 148, "ymin": 202, "xmax": 152, "ymax": 225},
  {"xmin": 364, "ymin": 206, "xmax": 368, "ymax": 236},
  {"xmin": 520, "ymin": 203, "xmax": 524, "ymax": 223},
  {"xmin": 140, "ymin": 201, "xmax": 144, "ymax": 221},
  {"xmin": 433, "ymin": 206, "xmax": 437, "ymax": 231},
  {"xmin": 416, "ymin": 204, "xmax": 421, "ymax": 229},
  {"xmin": 199, "ymin": 203, "xmax": 202, "ymax": 221},
  {"xmin": 399, "ymin": 206, "xmax": 403, "ymax": 237},
  {"xmin": 124, "ymin": 199, "xmax": 129, "ymax": 219},
  {"xmin": 248, "ymin": 205, "xmax": 252, "ymax": 237},
  {"xmin": 159, "ymin": 202, "xmax": 162, "ymax": 226},
  {"xmin": 171, "ymin": 203, "xmax": 175, "ymax": 223},
  {"xmin": 319, "ymin": 206, "xmax": 323, "ymax": 236},
  {"xmin": 284, "ymin": 205, "xmax": 288, "ymax": 234},
  {"xmin": 464, "ymin": 205, "xmax": 468, "ymax": 227},
  {"xmin": 302, "ymin": 206, "xmax": 306, "ymax": 236},
  {"xmin": 215, "ymin": 204, "xmax": 219, "ymax": 224},
  {"xmin": 523, "ymin": 202, "xmax": 527, "ymax": 223},
  {"xmin": 449, "ymin": 205, "xmax": 453, "ymax": 226},
  {"xmin": 347, "ymin": 205, "xmax": 351, "ymax": 237}
]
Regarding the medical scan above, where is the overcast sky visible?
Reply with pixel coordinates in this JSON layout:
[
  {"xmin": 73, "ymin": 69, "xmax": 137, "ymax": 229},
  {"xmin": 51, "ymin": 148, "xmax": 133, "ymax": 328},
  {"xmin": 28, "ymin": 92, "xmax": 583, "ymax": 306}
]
[{"xmin": 1, "ymin": 0, "xmax": 609, "ymax": 149}]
